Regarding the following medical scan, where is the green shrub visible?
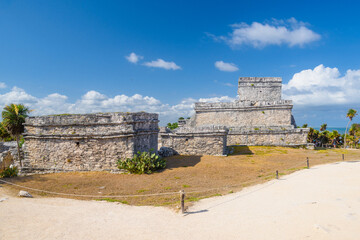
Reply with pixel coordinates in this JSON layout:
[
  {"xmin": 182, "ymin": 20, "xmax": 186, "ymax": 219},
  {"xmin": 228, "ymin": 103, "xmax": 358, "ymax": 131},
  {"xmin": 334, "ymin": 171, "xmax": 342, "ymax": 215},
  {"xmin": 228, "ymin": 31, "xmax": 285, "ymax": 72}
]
[
  {"xmin": 0, "ymin": 165, "xmax": 18, "ymax": 178},
  {"xmin": 167, "ymin": 122, "xmax": 178, "ymax": 130},
  {"xmin": 117, "ymin": 150, "xmax": 166, "ymax": 174}
]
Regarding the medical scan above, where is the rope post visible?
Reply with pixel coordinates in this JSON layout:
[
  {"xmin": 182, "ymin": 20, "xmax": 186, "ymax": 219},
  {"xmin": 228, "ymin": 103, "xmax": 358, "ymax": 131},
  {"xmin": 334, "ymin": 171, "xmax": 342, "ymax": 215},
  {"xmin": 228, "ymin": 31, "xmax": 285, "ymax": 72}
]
[
  {"xmin": 180, "ymin": 190, "xmax": 185, "ymax": 214},
  {"xmin": 342, "ymin": 154, "xmax": 344, "ymax": 161},
  {"xmin": 307, "ymin": 157, "xmax": 309, "ymax": 169},
  {"xmin": 276, "ymin": 170, "xmax": 279, "ymax": 179}
]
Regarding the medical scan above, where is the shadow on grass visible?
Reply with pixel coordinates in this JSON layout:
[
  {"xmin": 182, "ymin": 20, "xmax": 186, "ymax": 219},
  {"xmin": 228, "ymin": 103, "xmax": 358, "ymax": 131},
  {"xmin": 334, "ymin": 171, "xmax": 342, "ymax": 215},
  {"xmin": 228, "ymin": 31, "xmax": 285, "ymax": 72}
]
[
  {"xmin": 228, "ymin": 145, "xmax": 254, "ymax": 156},
  {"xmin": 165, "ymin": 155, "xmax": 202, "ymax": 169},
  {"xmin": 0, "ymin": 174, "xmax": 49, "ymax": 185}
]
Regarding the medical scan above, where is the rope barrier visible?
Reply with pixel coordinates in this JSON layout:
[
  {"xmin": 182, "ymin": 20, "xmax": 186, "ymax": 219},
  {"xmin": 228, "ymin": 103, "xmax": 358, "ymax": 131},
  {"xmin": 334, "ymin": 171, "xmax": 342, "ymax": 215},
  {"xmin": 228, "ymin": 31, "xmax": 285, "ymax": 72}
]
[{"xmin": 0, "ymin": 160, "xmax": 310, "ymax": 198}]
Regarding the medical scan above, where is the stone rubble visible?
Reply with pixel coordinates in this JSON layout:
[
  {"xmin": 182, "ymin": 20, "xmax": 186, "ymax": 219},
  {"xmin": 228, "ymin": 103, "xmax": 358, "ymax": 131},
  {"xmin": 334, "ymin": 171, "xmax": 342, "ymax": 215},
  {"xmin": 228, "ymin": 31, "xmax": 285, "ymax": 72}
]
[{"xmin": 18, "ymin": 190, "xmax": 33, "ymax": 198}]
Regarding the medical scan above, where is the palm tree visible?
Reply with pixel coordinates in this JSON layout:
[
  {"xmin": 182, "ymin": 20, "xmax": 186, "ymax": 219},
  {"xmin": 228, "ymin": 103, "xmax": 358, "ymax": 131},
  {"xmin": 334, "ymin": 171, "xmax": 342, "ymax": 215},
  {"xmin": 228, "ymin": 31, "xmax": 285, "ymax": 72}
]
[
  {"xmin": 344, "ymin": 109, "xmax": 357, "ymax": 148},
  {"xmin": 320, "ymin": 123, "xmax": 327, "ymax": 132},
  {"xmin": 2, "ymin": 104, "xmax": 31, "ymax": 167},
  {"xmin": 329, "ymin": 130, "xmax": 340, "ymax": 147},
  {"xmin": 0, "ymin": 122, "xmax": 12, "ymax": 141}
]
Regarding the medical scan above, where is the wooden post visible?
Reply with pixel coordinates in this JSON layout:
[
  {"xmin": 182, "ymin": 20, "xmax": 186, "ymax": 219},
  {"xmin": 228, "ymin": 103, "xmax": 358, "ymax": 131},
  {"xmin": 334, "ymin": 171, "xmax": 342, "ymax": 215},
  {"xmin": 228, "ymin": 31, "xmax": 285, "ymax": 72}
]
[
  {"xmin": 180, "ymin": 190, "xmax": 185, "ymax": 213},
  {"xmin": 276, "ymin": 170, "xmax": 279, "ymax": 179},
  {"xmin": 342, "ymin": 154, "xmax": 344, "ymax": 161},
  {"xmin": 307, "ymin": 157, "xmax": 309, "ymax": 169}
]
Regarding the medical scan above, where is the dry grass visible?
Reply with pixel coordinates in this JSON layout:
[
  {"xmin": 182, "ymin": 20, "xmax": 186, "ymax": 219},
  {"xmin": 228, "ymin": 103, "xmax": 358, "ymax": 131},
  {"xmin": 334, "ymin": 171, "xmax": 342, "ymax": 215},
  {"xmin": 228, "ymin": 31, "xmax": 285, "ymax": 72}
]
[{"xmin": 2, "ymin": 146, "xmax": 360, "ymax": 208}]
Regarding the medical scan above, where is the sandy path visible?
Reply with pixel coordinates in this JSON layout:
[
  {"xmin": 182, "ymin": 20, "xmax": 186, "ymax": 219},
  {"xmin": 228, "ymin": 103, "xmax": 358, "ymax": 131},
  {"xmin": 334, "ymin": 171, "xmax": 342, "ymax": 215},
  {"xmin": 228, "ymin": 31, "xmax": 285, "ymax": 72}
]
[{"xmin": 1, "ymin": 161, "xmax": 360, "ymax": 240}]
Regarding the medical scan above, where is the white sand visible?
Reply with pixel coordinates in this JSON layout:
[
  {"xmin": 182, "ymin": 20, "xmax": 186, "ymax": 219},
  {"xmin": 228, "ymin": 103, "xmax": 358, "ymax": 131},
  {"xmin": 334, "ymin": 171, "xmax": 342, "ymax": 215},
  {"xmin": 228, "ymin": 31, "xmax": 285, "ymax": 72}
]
[{"xmin": 1, "ymin": 161, "xmax": 360, "ymax": 240}]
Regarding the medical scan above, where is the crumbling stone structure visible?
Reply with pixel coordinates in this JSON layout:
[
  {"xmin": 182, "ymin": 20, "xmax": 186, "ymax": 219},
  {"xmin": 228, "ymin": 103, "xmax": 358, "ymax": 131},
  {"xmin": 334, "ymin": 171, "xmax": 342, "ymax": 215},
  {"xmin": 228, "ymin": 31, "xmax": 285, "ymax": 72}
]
[
  {"xmin": 159, "ymin": 126, "xmax": 228, "ymax": 156},
  {"xmin": 182, "ymin": 77, "xmax": 309, "ymax": 146},
  {"xmin": 0, "ymin": 142, "xmax": 18, "ymax": 170},
  {"xmin": 22, "ymin": 112, "xmax": 159, "ymax": 173}
]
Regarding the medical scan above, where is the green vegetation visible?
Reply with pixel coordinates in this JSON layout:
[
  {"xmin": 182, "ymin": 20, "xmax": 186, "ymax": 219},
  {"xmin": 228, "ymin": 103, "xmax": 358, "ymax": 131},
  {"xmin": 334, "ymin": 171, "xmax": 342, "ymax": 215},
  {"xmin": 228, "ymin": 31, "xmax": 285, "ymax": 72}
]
[
  {"xmin": 167, "ymin": 122, "xmax": 178, "ymax": 130},
  {"xmin": 0, "ymin": 122, "xmax": 13, "ymax": 141},
  {"xmin": 0, "ymin": 165, "xmax": 18, "ymax": 178},
  {"xmin": 96, "ymin": 198, "xmax": 129, "ymax": 204},
  {"xmin": 344, "ymin": 109, "xmax": 357, "ymax": 148},
  {"xmin": 306, "ymin": 110, "xmax": 359, "ymax": 148},
  {"xmin": 117, "ymin": 150, "xmax": 166, "ymax": 174},
  {"xmin": 137, "ymin": 189, "xmax": 149, "ymax": 193},
  {"xmin": 2, "ymin": 104, "xmax": 31, "ymax": 166}
]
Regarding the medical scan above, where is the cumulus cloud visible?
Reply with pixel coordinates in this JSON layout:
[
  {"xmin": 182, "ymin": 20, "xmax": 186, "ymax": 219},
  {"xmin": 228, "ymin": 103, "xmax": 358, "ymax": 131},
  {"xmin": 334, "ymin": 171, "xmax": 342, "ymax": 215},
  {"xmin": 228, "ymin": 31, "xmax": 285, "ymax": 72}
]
[
  {"xmin": 216, "ymin": 18, "xmax": 320, "ymax": 48},
  {"xmin": 143, "ymin": 59, "xmax": 181, "ymax": 70},
  {"xmin": 215, "ymin": 61, "xmax": 239, "ymax": 72},
  {"xmin": 0, "ymin": 86, "xmax": 234, "ymax": 124},
  {"xmin": 0, "ymin": 82, "xmax": 6, "ymax": 88},
  {"xmin": 125, "ymin": 52, "xmax": 143, "ymax": 64},
  {"xmin": 283, "ymin": 64, "xmax": 360, "ymax": 107}
]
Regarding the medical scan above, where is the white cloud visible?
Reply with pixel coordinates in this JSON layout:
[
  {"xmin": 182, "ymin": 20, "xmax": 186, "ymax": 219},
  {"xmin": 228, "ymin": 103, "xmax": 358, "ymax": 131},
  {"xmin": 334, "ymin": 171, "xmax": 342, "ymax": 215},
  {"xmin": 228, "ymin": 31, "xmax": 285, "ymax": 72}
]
[
  {"xmin": 199, "ymin": 96, "xmax": 236, "ymax": 103},
  {"xmin": 125, "ymin": 52, "xmax": 143, "ymax": 64},
  {"xmin": 218, "ymin": 18, "xmax": 320, "ymax": 48},
  {"xmin": 143, "ymin": 59, "xmax": 181, "ymax": 70},
  {"xmin": 215, "ymin": 61, "xmax": 239, "ymax": 72},
  {"xmin": 0, "ymin": 87, "xmax": 38, "ymax": 105},
  {"xmin": 0, "ymin": 82, "xmax": 6, "ymax": 89},
  {"xmin": 0, "ymin": 86, "xmax": 234, "ymax": 124},
  {"xmin": 283, "ymin": 64, "xmax": 360, "ymax": 107}
]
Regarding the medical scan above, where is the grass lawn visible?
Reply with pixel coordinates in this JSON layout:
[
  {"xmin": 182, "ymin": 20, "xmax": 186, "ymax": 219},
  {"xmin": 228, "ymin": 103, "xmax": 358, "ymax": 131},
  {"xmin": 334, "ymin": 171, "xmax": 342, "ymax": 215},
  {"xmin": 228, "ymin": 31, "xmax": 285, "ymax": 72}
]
[{"xmin": 2, "ymin": 146, "xmax": 360, "ymax": 208}]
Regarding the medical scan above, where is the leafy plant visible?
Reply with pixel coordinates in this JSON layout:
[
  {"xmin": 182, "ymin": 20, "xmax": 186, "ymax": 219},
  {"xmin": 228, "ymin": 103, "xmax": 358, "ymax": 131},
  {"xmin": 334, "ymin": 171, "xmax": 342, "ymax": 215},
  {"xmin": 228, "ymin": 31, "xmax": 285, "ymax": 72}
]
[
  {"xmin": 117, "ymin": 150, "xmax": 166, "ymax": 174},
  {"xmin": 344, "ymin": 109, "xmax": 357, "ymax": 148},
  {"xmin": 167, "ymin": 122, "xmax": 178, "ymax": 130},
  {"xmin": 2, "ymin": 104, "xmax": 31, "ymax": 167},
  {"xmin": 0, "ymin": 122, "xmax": 13, "ymax": 141},
  {"xmin": 0, "ymin": 165, "xmax": 18, "ymax": 178},
  {"xmin": 19, "ymin": 136, "xmax": 25, "ymax": 148}
]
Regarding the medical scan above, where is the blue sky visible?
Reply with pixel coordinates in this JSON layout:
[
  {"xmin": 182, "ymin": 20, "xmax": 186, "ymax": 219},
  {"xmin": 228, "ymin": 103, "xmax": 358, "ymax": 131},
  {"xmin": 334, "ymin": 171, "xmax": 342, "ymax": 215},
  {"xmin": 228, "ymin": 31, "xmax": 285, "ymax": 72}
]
[{"xmin": 0, "ymin": 0, "xmax": 359, "ymax": 127}]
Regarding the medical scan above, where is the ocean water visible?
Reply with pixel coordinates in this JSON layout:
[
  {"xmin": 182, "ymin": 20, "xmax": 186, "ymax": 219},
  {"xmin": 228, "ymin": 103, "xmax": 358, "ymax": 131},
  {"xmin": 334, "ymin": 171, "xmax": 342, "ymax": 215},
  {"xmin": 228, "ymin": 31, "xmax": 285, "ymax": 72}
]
[{"xmin": 314, "ymin": 127, "xmax": 347, "ymax": 134}]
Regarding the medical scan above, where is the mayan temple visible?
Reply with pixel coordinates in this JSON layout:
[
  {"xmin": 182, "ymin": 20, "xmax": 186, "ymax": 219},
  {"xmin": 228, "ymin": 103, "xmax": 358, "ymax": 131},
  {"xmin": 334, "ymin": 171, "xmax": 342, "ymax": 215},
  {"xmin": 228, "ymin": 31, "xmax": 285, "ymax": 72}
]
[{"xmin": 184, "ymin": 77, "xmax": 309, "ymax": 146}]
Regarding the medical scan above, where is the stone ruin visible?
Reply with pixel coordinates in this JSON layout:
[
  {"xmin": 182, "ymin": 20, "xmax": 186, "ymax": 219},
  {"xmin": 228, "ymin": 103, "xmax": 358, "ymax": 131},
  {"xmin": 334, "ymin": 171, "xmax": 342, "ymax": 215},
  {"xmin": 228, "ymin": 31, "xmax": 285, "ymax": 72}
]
[
  {"xmin": 0, "ymin": 76, "xmax": 309, "ymax": 173},
  {"xmin": 0, "ymin": 142, "xmax": 18, "ymax": 170},
  {"xmin": 160, "ymin": 77, "xmax": 309, "ymax": 155},
  {"xmin": 21, "ymin": 112, "xmax": 159, "ymax": 173}
]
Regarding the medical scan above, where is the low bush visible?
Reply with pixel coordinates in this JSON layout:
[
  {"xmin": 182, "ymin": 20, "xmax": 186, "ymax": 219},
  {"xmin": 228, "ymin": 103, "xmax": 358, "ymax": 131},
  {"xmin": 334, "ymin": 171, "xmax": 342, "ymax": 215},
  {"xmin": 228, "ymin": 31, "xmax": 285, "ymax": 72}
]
[
  {"xmin": 117, "ymin": 150, "xmax": 166, "ymax": 174},
  {"xmin": 0, "ymin": 165, "xmax": 18, "ymax": 178}
]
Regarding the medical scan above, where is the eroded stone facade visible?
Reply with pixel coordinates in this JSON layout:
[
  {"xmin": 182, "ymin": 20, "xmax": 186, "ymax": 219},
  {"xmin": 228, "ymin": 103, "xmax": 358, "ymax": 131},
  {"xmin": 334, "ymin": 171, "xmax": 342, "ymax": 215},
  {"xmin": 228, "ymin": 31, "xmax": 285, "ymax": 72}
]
[
  {"xmin": 0, "ymin": 142, "xmax": 18, "ymax": 170},
  {"xmin": 160, "ymin": 126, "xmax": 228, "ymax": 156},
  {"xmin": 22, "ymin": 112, "xmax": 159, "ymax": 173},
  {"xmin": 182, "ymin": 77, "xmax": 309, "ymax": 146}
]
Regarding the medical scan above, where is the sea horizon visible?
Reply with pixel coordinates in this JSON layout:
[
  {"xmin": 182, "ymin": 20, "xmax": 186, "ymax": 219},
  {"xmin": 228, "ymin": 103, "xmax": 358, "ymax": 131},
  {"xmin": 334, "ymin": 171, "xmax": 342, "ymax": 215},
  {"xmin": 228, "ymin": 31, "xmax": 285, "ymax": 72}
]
[{"xmin": 313, "ymin": 127, "xmax": 347, "ymax": 134}]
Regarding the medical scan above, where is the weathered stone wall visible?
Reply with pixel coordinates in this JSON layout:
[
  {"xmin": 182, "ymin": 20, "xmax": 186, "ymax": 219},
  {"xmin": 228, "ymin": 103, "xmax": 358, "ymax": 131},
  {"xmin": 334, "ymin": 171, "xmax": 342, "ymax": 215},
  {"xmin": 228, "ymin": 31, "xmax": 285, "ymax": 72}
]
[
  {"xmin": 193, "ymin": 101, "xmax": 293, "ymax": 127},
  {"xmin": 181, "ymin": 76, "xmax": 309, "ymax": 147},
  {"xmin": 22, "ymin": 112, "xmax": 159, "ymax": 173},
  {"xmin": 160, "ymin": 126, "xmax": 228, "ymax": 156},
  {"xmin": 227, "ymin": 127, "xmax": 309, "ymax": 146},
  {"xmin": 238, "ymin": 77, "xmax": 282, "ymax": 101},
  {"xmin": 0, "ymin": 142, "xmax": 18, "ymax": 170}
]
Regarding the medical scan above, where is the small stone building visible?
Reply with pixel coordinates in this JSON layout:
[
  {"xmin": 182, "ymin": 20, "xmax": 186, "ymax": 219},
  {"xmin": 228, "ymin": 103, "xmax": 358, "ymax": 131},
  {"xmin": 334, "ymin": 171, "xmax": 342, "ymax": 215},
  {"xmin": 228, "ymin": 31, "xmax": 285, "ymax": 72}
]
[
  {"xmin": 159, "ymin": 126, "xmax": 228, "ymax": 156},
  {"xmin": 22, "ymin": 112, "xmax": 159, "ymax": 173},
  {"xmin": 181, "ymin": 77, "xmax": 309, "ymax": 146}
]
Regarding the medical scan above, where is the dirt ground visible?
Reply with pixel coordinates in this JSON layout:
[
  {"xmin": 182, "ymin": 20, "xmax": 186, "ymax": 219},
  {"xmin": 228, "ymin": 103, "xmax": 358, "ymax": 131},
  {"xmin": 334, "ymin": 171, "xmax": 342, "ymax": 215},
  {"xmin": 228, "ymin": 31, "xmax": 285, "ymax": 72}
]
[
  {"xmin": 1, "ymin": 161, "xmax": 360, "ymax": 240},
  {"xmin": 1, "ymin": 146, "xmax": 359, "ymax": 207}
]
